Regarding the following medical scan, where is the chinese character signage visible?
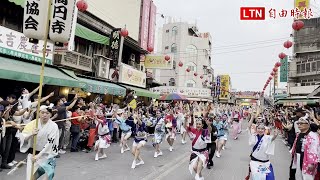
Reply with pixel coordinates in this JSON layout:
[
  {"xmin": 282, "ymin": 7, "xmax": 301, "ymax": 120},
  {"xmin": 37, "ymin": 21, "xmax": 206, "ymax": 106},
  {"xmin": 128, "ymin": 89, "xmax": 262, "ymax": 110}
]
[
  {"xmin": 0, "ymin": 26, "xmax": 53, "ymax": 64},
  {"xmin": 151, "ymin": 87, "xmax": 211, "ymax": 97},
  {"xmin": 119, "ymin": 63, "xmax": 146, "ymax": 88},
  {"xmin": 23, "ymin": 0, "xmax": 50, "ymax": 40},
  {"xmin": 109, "ymin": 29, "xmax": 121, "ymax": 68},
  {"xmin": 140, "ymin": 0, "xmax": 151, "ymax": 50},
  {"xmin": 144, "ymin": 54, "xmax": 173, "ymax": 69},
  {"xmin": 216, "ymin": 76, "xmax": 221, "ymax": 96},
  {"xmin": 49, "ymin": 0, "xmax": 77, "ymax": 43},
  {"xmin": 235, "ymin": 91, "xmax": 260, "ymax": 99},
  {"xmin": 280, "ymin": 56, "xmax": 288, "ymax": 82},
  {"xmin": 219, "ymin": 75, "xmax": 230, "ymax": 99},
  {"xmin": 295, "ymin": 0, "xmax": 310, "ymax": 19},
  {"xmin": 147, "ymin": 2, "xmax": 156, "ymax": 51}
]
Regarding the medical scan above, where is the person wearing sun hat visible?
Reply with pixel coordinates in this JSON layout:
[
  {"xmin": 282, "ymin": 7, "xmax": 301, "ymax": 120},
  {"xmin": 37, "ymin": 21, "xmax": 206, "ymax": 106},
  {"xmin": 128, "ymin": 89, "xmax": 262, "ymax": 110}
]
[
  {"xmin": 289, "ymin": 117, "xmax": 319, "ymax": 180},
  {"xmin": 114, "ymin": 108, "xmax": 132, "ymax": 154}
]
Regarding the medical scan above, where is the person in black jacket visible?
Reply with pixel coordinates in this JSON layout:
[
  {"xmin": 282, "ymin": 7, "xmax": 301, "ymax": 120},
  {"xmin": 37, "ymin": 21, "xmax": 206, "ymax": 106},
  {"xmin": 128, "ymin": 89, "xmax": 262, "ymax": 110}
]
[{"xmin": 202, "ymin": 116, "xmax": 218, "ymax": 169}]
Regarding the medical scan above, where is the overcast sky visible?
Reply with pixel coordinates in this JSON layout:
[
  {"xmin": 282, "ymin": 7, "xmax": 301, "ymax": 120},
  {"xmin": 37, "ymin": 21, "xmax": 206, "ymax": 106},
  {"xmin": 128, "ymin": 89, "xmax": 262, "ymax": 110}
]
[{"xmin": 154, "ymin": 0, "xmax": 320, "ymax": 92}]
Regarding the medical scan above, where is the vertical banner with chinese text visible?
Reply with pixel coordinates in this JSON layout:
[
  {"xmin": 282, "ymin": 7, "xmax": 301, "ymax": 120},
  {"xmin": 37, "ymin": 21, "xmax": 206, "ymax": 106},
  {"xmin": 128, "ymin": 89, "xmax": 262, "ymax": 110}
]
[
  {"xmin": 219, "ymin": 75, "xmax": 230, "ymax": 99},
  {"xmin": 139, "ymin": 0, "xmax": 151, "ymax": 50},
  {"xmin": 49, "ymin": 0, "xmax": 77, "ymax": 43},
  {"xmin": 109, "ymin": 29, "xmax": 121, "ymax": 68},
  {"xmin": 147, "ymin": 2, "xmax": 156, "ymax": 51},
  {"xmin": 280, "ymin": 56, "xmax": 288, "ymax": 82},
  {"xmin": 23, "ymin": 0, "xmax": 50, "ymax": 40},
  {"xmin": 216, "ymin": 76, "xmax": 221, "ymax": 97},
  {"xmin": 294, "ymin": 0, "xmax": 310, "ymax": 19}
]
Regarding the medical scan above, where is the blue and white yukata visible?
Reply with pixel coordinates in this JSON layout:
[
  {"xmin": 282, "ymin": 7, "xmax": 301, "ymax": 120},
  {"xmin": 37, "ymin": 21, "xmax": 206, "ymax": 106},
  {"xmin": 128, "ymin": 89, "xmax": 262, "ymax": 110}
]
[{"xmin": 249, "ymin": 133, "xmax": 276, "ymax": 180}]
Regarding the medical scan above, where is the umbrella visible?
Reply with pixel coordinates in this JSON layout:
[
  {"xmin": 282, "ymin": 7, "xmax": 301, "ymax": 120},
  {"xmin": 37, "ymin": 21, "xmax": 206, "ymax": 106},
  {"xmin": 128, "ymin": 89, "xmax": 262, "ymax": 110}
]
[{"xmin": 160, "ymin": 93, "xmax": 187, "ymax": 101}]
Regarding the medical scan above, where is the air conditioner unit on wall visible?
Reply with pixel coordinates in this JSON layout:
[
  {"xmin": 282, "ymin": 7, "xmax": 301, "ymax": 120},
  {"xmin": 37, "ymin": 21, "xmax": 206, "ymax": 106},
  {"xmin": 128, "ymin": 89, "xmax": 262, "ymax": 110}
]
[{"xmin": 94, "ymin": 54, "xmax": 111, "ymax": 79}]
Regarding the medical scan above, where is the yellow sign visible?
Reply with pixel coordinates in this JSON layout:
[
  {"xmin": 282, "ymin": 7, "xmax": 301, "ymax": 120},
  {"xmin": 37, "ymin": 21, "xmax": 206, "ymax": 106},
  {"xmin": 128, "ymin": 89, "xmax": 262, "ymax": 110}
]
[
  {"xmin": 274, "ymin": 71, "xmax": 279, "ymax": 87},
  {"xmin": 119, "ymin": 63, "xmax": 146, "ymax": 88},
  {"xmin": 144, "ymin": 54, "xmax": 173, "ymax": 69},
  {"xmin": 128, "ymin": 99, "xmax": 137, "ymax": 109},
  {"xmin": 294, "ymin": 0, "xmax": 310, "ymax": 19},
  {"xmin": 219, "ymin": 75, "xmax": 230, "ymax": 99}
]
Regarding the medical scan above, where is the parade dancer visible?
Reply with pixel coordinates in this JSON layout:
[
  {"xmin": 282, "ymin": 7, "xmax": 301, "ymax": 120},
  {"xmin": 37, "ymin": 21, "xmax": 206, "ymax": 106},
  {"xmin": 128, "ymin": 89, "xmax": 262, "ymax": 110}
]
[
  {"xmin": 19, "ymin": 105, "xmax": 59, "ymax": 180},
  {"xmin": 221, "ymin": 113, "xmax": 229, "ymax": 150},
  {"xmin": 213, "ymin": 115, "xmax": 227, "ymax": 158},
  {"xmin": 131, "ymin": 112, "xmax": 147, "ymax": 169},
  {"xmin": 153, "ymin": 110, "xmax": 165, "ymax": 158},
  {"xmin": 115, "ymin": 109, "xmax": 132, "ymax": 154},
  {"xmin": 165, "ymin": 110, "xmax": 177, "ymax": 152},
  {"xmin": 245, "ymin": 110, "xmax": 278, "ymax": 180},
  {"xmin": 94, "ymin": 115, "xmax": 111, "ymax": 161},
  {"xmin": 232, "ymin": 114, "xmax": 240, "ymax": 140},
  {"xmin": 185, "ymin": 117, "xmax": 212, "ymax": 180},
  {"xmin": 180, "ymin": 111, "xmax": 188, "ymax": 144}
]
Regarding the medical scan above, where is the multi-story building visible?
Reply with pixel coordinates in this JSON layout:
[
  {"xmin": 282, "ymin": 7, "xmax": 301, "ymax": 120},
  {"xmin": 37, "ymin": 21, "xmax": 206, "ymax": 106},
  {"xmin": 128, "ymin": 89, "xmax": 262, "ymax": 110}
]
[
  {"xmin": 150, "ymin": 21, "xmax": 213, "ymax": 101},
  {"xmin": 288, "ymin": 17, "xmax": 320, "ymax": 97}
]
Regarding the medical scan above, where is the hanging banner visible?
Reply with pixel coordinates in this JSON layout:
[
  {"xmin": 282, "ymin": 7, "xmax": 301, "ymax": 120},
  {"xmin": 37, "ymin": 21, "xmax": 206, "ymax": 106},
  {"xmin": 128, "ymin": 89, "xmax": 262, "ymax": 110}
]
[
  {"xmin": 49, "ymin": 0, "xmax": 77, "ymax": 44},
  {"xmin": 109, "ymin": 29, "xmax": 121, "ymax": 68},
  {"xmin": 139, "ymin": 0, "xmax": 151, "ymax": 50},
  {"xmin": 219, "ymin": 75, "xmax": 230, "ymax": 99},
  {"xmin": 147, "ymin": 2, "xmax": 156, "ymax": 51},
  {"xmin": 294, "ymin": 0, "xmax": 310, "ymax": 19},
  {"xmin": 216, "ymin": 76, "xmax": 221, "ymax": 96},
  {"xmin": 280, "ymin": 56, "xmax": 288, "ymax": 82},
  {"xmin": 23, "ymin": 0, "xmax": 50, "ymax": 40},
  {"xmin": 274, "ymin": 70, "xmax": 279, "ymax": 87}
]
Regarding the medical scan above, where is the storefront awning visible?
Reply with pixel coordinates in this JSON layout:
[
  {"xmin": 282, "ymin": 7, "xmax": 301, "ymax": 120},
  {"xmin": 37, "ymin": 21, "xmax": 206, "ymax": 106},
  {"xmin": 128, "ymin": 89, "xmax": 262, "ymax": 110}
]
[
  {"xmin": 276, "ymin": 99, "xmax": 318, "ymax": 106},
  {"xmin": 75, "ymin": 24, "xmax": 109, "ymax": 45},
  {"xmin": 77, "ymin": 77, "xmax": 126, "ymax": 96},
  {"xmin": 124, "ymin": 85, "xmax": 160, "ymax": 99},
  {"xmin": 9, "ymin": 0, "xmax": 24, "ymax": 7},
  {"xmin": 0, "ymin": 57, "xmax": 81, "ymax": 87}
]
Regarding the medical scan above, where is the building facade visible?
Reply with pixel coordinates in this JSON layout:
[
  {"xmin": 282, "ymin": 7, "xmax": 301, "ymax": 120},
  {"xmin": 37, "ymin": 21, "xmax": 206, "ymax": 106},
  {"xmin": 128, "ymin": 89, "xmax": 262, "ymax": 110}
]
[
  {"xmin": 0, "ymin": 0, "xmax": 160, "ymax": 103},
  {"xmin": 288, "ymin": 17, "xmax": 320, "ymax": 97},
  {"xmin": 150, "ymin": 21, "xmax": 213, "ymax": 101}
]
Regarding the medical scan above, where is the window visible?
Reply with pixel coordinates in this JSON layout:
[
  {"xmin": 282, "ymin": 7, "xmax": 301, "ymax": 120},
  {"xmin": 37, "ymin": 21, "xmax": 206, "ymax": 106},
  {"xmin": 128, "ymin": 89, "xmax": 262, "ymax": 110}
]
[
  {"xmin": 185, "ymin": 45, "xmax": 198, "ymax": 62},
  {"xmin": 185, "ymin": 80, "xmax": 196, "ymax": 87},
  {"xmin": 297, "ymin": 64, "xmax": 301, "ymax": 74},
  {"xmin": 171, "ymin": 43, "xmax": 177, "ymax": 53},
  {"xmin": 173, "ymin": 61, "xmax": 176, "ymax": 69},
  {"xmin": 317, "ymin": 61, "xmax": 320, "ymax": 70},
  {"xmin": 186, "ymin": 62, "xmax": 197, "ymax": 72},
  {"xmin": 169, "ymin": 78, "xmax": 175, "ymax": 86},
  {"xmin": 301, "ymin": 63, "xmax": 306, "ymax": 73},
  {"xmin": 306, "ymin": 63, "xmax": 310, "ymax": 72},
  {"xmin": 312, "ymin": 62, "xmax": 316, "ymax": 72},
  {"xmin": 166, "ymin": 29, "xmax": 169, "ymax": 33},
  {"xmin": 172, "ymin": 26, "xmax": 178, "ymax": 36},
  {"xmin": 165, "ymin": 46, "xmax": 169, "ymax": 50}
]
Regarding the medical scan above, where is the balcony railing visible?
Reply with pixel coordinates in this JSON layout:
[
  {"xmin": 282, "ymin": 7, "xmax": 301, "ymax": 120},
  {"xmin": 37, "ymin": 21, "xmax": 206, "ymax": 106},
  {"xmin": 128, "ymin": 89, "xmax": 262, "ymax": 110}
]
[{"xmin": 54, "ymin": 51, "xmax": 93, "ymax": 72}]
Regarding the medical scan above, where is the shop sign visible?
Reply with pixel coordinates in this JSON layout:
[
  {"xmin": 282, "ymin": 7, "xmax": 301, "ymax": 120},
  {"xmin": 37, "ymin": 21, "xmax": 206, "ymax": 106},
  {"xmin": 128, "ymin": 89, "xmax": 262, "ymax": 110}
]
[
  {"xmin": 0, "ymin": 26, "xmax": 53, "ymax": 64},
  {"xmin": 119, "ymin": 63, "xmax": 146, "ymax": 88},
  {"xmin": 151, "ymin": 87, "xmax": 211, "ymax": 97},
  {"xmin": 139, "ymin": 0, "xmax": 151, "ymax": 50},
  {"xmin": 144, "ymin": 54, "xmax": 173, "ymax": 69},
  {"xmin": 109, "ymin": 28, "xmax": 121, "ymax": 67},
  {"xmin": 235, "ymin": 91, "xmax": 260, "ymax": 99}
]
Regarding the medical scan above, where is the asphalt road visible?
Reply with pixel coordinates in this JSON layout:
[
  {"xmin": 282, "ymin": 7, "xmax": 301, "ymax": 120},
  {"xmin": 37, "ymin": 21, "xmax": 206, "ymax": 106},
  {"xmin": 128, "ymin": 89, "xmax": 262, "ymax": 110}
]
[{"xmin": 2, "ymin": 126, "xmax": 291, "ymax": 180}]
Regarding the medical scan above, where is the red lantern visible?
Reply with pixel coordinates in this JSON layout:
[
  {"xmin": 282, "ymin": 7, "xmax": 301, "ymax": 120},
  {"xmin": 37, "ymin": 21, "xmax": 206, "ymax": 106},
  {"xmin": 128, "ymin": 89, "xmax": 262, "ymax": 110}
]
[
  {"xmin": 273, "ymin": 67, "xmax": 278, "ymax": 72},
  {"xmin": 270, "ymin": 72, "xmax": 275, "ymax": 76},
  {"xmin": 76, "ymin": 0, "xmax": 88, "ymax": 12},
  {"xmin": 292, "ymin": 20, "xmax": 304, "ymax": 31},
  {"xmin": 284, "ymin": 40, "xmax": 293, "ymax": 49},
  {"xmin": 275, "ymin": 62, "xmax": 282, "ymax": 67},
  {"xmin": 278, "ymin": 52, "xmax": 286, "ymax": 59},
  {"xmin": 269, "ymin": 76, "xmax": 273, "ymax": 80},
  {"xmin": 194, "ymin": 72, "xmax": 198, "ymax": 76},
  {"xmin": 120, "ymin": 28, "xmax": 129, "ymax": 37},
  {"xmin": 178, "ymin": 61, "xmax": 183, "ymax": 67},
  {"xmin": 165, "ymin": 55, "xmax": 170, "ymax": 61},
  {"xmin": 186, "ymin": 68, "xmax": 190, "ymax": 72},
  {"xmin": 200, "ymin": 75, "xmax": 204, "ymax": 79},
  {"xmin": 147, "ymin": 47, "xmax": 154, "ymax": 52}
]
